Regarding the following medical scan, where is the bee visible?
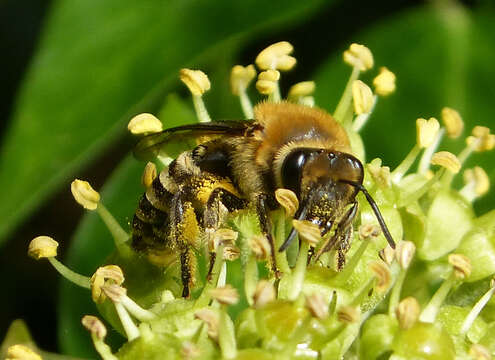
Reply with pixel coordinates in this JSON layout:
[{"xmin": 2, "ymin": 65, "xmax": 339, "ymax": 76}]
[{"xmin": 131, "ymin": 101, "xmax": 395, "ymax": 297}]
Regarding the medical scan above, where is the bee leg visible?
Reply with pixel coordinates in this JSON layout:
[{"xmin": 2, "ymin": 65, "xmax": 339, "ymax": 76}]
[
  {"xmin": 204, "ymin": 187, "xmax": 247, "ymax": 281},
  {"xmin": 180, "ymin": 248, "xmax": 193, "ymax": 298},
  {"xmin": 336, "ymin": 227, "xmax": 353, "ymax": 271},
  {"xmin": 255, "ymin": 193, "xmax": 281, "ymax": 278},
  {"xmin": 171, "ymin": 191, "xmax": 200, "ymax": 298},
  {"xmin": 316, "ymin": 202, "xmax": 358, "ymax": 262}
]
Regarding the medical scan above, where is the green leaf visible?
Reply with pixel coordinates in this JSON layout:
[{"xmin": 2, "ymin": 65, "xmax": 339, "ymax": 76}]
[{"xmin": 0, "ymin": 0, "xmax": 329, "ymax": 244}]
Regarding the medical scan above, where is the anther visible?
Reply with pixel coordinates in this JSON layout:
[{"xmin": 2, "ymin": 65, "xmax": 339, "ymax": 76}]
[
  {"xmin": 127, "ymin": 113, "xmax": 163, "ymax": 135},
  {"xmin": 431, "ymin": 151, "xmax": 461, "ymax": 174},
  {"xmin": 255, "ymin": 41, "xmax": 296, "ymax": 71},
  {"xmin": 71, "ymin": 179, "xmax": 100, "ymax": 210},
  {"xmin": 441, "ymin": 107, "xmax": 464, "ymax": 139},
  {"xmin": 373, "ymin": 67, "xmax": 396, "ymax": 96},
  {"xmin": 343, "ymin": 43, "xmax": 374, "ymax": 71}
]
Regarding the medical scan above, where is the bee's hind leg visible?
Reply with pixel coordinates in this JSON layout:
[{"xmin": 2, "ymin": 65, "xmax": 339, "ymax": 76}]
[
  {"xmin": 180, "ymin": 248, "xmax": 194, "ymax": 298},
  {"xmin": 170, "ymin": 190, "xmax": 200, "ymax": 298},
  {"xmin": 204, "ymin": 187, "xmax": 247, "ymax": 281}
]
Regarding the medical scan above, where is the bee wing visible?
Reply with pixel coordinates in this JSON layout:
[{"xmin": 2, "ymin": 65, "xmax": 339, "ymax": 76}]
[{"xmin": 133, "ymin": 120, "xmax": 255, "ymax": 161}]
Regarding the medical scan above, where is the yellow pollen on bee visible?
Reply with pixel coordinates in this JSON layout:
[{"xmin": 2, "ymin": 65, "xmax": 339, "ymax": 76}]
[{"xmin": 180, "ymin": 204, "xmax": 200, "ymax": 249}]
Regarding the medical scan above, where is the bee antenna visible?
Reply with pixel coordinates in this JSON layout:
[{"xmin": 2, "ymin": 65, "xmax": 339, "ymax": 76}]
[
  {"xmin": 339, "ymin": 180, "xmax": 396, "ymax": 249},
  {"xmin": 278, "ymin": 200, "xmax": 310, "ymax": 252}
]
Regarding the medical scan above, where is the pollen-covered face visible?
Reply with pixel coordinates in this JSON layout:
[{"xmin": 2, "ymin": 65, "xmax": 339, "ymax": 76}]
[
  {"xmin": 278, "ymin": 148, "xmax": 365, "ymax": 251},
  {"xmin": 301, "ymin": 151, "xmax": 363, "ymax": 225},
  {"xmin": 281, "ymin": 149, "xmax": 363, "ymax": 201}
]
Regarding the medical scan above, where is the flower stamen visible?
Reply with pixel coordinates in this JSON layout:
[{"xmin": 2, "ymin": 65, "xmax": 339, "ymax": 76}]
[{"xmin": 180, "ymin": 68, "xmax": 212, "ymax": 123}]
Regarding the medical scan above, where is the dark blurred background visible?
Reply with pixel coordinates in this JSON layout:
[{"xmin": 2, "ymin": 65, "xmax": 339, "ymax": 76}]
[{"xmin": 0, "ymin": 0, "xmax": 493, "ymax": 356}]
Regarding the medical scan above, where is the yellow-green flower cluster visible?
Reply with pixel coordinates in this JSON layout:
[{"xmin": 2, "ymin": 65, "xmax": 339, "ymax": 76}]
[{"xmin": 22, "ymin": 41, "xmax": 495, "ymax": 360}]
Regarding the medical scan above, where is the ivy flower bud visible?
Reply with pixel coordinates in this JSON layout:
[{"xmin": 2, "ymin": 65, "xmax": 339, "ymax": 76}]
[
  {"xmin": 469, "ymin": 344, "xmax": 491, "ymax": 360},
  {"xmin": 195, "ymin": 309, "xmax": 219, "ymax": 340},
  {"xmin": 127, "ymin": 113, "xmax": 163, "ymax": 135},
  {"xmin": 28, "ymin": 236, "xmax": 58, "ymax": 259},
  {"xmin": 256, "ymin": 70, "xmax": 280, "ymax": 95},
  {"xmin": 343, "ymin": 43, "xmax": 374, "ymax": 71},
  {"xmin": 255, "ymin": 41, "xmax": 296, "ymax": 71},
  {"xmin": 253, "ymin": 280, "xmax": 276, "ymax": 309},
  {"xmin": 441, "ymin": 107, "xmax": 464, "ymax": 139},
  {"xmin": 292, "ymin": 219, "xmax": 321, "ymax": 247},
  {"xmin": 448, "ymin": 253, "xmax": 471, "ymax": 279},
  {"xmin": 6, "ymin": 345, "xmax": 42, "ymax": 360},
  {"xmin": 90, "ymin": 265, "xmax": 125, "ymax": 303},
  {"xmin": 369, "ymin": 260, "xmax": 391, "ymax": 293},
  {"xmin": 395, "ymin": 240, "xmax": 416, "ymax": 269},
  {"xmin": 306, "ymin": 293, "xmax": 329, "ymax": 319},
  {"xmin": 71, "ymin": 179, "xmax": 100, "ymax": 210},
  {"xmin": 288, "ymin": 81, "xmax": 315, "ymax": 99},
  {"xmin": 209, "ymin": 284, "xmax": 239, "ymax": 305},
  {"xmin": 352, "ymin": 80, "xmax": 374, "ymax": 115},
  {"xmin": 431, "ymin": 151, "xmax": 461, "ymax": 174},
  {"xmin": 373, "ymin": 67, "xmax": 396, "ymax": 96},
  {"xmin": 275, "ymin": 188, "xmax": 299, "ymax": 217},
  {"xmin": 141, "ymin": 162, "xmax": 157, "ymax": 188},
  {"xmin": 337, "ymin": 305, "xmax": 361, "ymax": 323},
  {"xmin": 248, "ymin": 235, "xmax": 270, "ymax": 260},
  {"xmin": 416, "ymin": 117, "xmax": 440, "ymax": 148},
  {"xmin": 81, "ymin": 315, "xmax": 107, "ymax": 340},
  {"xmin": 466, "ymin": 126, "xmax": 495, "ymax": 152},
  {"xmin": 179, "ymin": 69, "xmax": 211, "ymax": 96},
  {"xmin": 396, "ymin": 297, "xmax": 420, "ymax": 330},
  {"xmin": 230, "ymin": 65, "xmax": 256, "ymax": 95}
]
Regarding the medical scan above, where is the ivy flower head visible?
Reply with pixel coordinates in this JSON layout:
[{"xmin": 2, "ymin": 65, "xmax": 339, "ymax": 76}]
[{"xmin": 25, "ymin": 40, "xmax": 495, "ymax": 360}]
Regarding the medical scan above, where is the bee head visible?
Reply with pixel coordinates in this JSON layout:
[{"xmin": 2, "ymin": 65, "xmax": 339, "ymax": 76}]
[
  {"xmin": 281, "ymin": 148, "xmax": 363, "ymax": 201},
  {"xmin": 279, "ymin": 148, "xmax": 395, "ymax": 252}
]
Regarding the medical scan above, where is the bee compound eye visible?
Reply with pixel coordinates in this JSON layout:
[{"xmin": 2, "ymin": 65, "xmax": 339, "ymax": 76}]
[{"xmin": 281, "ymin": 151, "xmax": 307, "ymax": 194}]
